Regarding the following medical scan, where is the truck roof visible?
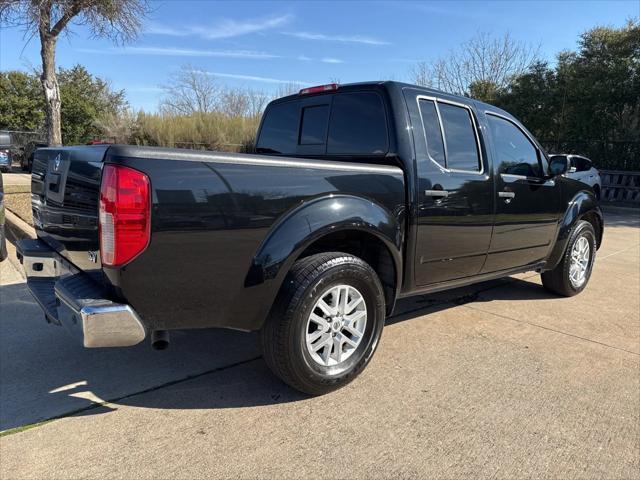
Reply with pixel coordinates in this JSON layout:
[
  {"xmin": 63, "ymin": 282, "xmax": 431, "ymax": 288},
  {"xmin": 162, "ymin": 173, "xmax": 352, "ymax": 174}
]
[{"xmin": 270, "ymin": 80, "xmax": 514, "ymax": 119}]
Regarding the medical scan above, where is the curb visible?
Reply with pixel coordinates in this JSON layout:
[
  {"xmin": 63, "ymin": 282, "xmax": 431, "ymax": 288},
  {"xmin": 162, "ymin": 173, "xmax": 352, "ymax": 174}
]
[
  {"xmin": 5, "ymin": 209, "xmax": 35, "ymax": 240},
  {"xmin": 601, "ymin": 204, "xmax": 640, "ymax": 214},
  {"xmin": 4, "ymin": 209, "xmax": 35, "ymax": 277}
]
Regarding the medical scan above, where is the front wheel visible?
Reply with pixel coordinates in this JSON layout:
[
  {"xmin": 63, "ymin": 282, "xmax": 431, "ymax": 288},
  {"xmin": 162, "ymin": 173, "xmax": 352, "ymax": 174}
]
[
  {"xmin": 541, "ymin": 220, "xmax": 597, "ymax": 296},
  {"xmin": 260, "ymin": 252, "xmax": 386, "ymax": 395}
]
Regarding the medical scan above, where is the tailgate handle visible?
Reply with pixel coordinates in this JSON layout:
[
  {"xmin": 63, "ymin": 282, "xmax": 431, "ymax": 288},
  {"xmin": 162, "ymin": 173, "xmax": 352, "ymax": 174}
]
[
  {"xmin": 48, "ymin": 173, "xmax": 61, "ymax": 192},
  {"xmin": 425, "ymin": 189, "xmax": 449, "ymax": 198}
]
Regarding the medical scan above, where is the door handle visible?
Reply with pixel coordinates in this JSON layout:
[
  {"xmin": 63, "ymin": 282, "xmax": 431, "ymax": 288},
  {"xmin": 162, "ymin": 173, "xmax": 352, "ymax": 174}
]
[
  {"xmin": 498, "ymin": 191, "xmax": 515, "ymax": 203},
  {"xmin": 425, "ymin": 190, "xmax": 449, "ymax": 198}
]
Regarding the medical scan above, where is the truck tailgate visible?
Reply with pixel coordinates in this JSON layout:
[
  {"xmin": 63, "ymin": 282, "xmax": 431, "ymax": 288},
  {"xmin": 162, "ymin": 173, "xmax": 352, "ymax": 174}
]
[{"xmin": 31, "ymin": 145, "xmax": 109, "ymax": 279}]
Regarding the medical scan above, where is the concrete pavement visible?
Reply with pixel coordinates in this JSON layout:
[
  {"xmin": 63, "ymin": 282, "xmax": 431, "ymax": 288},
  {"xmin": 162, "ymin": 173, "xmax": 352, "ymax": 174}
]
[
  {"xmin": 0, "ymin": 209, "xmax": 638, "ymax": 479},
  {"xmin": 0, "ymin": 241, "xmax": 259, "ymax": 431}
]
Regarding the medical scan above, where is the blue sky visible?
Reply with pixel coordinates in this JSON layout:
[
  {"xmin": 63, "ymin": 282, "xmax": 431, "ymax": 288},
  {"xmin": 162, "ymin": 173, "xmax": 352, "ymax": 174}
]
[{"xmin": 1, "ymin": 0, "xmax": 637, "ymax": 111}]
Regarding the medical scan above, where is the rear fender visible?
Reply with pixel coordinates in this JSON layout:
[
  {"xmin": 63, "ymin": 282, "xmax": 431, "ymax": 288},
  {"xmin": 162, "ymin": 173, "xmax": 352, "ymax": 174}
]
[
  {"xmin": 246, "ymin": 194, "xmax": 402, "ymax": 286},
  {"xmin": 243, "ymin": 194, "xmax": 403, "ymax": 327},
  {"xmin": 545, "ymin": 190, "xmax": 603, "ymax": 270}
]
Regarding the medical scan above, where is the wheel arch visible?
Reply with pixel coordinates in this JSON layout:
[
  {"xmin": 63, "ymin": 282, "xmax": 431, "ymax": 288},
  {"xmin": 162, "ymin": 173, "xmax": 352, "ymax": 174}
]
[
  {"xmin": 244, "ymin": 194, "xmax": 404, "ymax": 325},
  {"xmin": 545, "ymin": 190, "xmax": 603, "ymax": 270}
]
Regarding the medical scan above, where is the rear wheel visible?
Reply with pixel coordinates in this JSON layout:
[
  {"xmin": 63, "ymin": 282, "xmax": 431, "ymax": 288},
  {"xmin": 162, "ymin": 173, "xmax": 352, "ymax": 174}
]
[
  {"xmin": 260, "ymin": 252, "xmax": 386, "ymax": 395},
  {"xmin": 541, "ymin": 220, "xmax": 596, "ymax": 296}
]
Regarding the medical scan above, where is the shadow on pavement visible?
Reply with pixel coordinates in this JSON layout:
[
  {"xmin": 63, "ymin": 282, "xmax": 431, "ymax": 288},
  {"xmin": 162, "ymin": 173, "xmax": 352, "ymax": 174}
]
[
  {"xmin": 1, "ymin": 206, "xmax": 635, "ymax": 430},
  {"xmin": 602, "ymin": 208, "xmax": 640, "ymax": 228},
  {"xmin": 1, "ymin": 273, "xmax": 558, "ymax": 430}
]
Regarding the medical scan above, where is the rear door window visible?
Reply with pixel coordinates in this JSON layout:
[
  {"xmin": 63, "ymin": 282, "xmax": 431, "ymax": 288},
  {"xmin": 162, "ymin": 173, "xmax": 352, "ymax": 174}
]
[
  {"xmin": 418, "ymin": 98, "xmax": 481, "ymax": 172},
  {"xmin": 327, "ymin": 92, "xmax": 388, "ymax": 155},
  {"xmin": 418, "ymin": 99, "xmax": 446, "ymax": 166},
  {"xmin": 438, "ymin": 103, "xmax": 481, "ymax": 172}
]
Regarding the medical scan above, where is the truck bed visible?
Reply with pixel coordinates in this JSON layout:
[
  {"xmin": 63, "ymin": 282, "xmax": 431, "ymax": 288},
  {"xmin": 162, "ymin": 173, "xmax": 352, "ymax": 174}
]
[{"xmin": 32, "ymin": 145, "xmax": 406, "ymax": 332}]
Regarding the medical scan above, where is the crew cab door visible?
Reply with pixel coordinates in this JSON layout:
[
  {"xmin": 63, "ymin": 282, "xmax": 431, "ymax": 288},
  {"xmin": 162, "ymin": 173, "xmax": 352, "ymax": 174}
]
[
  {"xmin": 481, "ymin": 112, "xmax": 561, "ymax": 272},
  {"xmin": 407, "ymin": 93, "xmax": 494, "ymax": 285}
]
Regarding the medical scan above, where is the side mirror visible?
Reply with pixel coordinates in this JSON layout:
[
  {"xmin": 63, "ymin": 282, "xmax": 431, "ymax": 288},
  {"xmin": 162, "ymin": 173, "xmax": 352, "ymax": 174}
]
[{"xmin": 549, "ymin": 156, "xmax": 569, "ymax": 176}]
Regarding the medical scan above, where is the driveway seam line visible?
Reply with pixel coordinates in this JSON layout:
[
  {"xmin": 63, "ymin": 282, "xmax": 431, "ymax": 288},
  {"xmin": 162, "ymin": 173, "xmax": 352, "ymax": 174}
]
[
  {"xmin": 462, "ymin": 303, "xmax": 640, "ymax": 357},
  {"xmin": 597, "ymin": 245, "xmax": 639, "ymax": 260}
]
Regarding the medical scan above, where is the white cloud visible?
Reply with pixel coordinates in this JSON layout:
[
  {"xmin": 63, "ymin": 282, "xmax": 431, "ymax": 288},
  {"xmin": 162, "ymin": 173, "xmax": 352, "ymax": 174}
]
[
  {"xmin": 202, "ymin": 71, "xmax": 312, "ymax": 85},
  {"xmin": 125, "ymin": 86, "xmax": 165, "ymax": 93},
  {"xmin": 78, "ymin": 47, "xmax": 345, "ymax": 64},
  {"xmin": 78, "ymin": 47, "xmax": 280, "ymax": 59},
  {"xmin": 283, "ymin": 31, "xmax": 390, "ymax": 46},
  {"xmin": 145, "ymin": 14, "xmax": 293, "ymax": 40}
]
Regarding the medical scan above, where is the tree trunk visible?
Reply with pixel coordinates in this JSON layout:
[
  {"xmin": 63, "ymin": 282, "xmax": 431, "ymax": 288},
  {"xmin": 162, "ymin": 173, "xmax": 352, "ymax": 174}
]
[{"xmin": 40, "ymin": 38, "xmax": 62, "ymax": 145}]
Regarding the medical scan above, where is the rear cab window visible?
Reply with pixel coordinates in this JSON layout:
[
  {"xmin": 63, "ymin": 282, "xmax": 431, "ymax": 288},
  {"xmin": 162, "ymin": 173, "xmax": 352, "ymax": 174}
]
[
  {"xmin": 256, "ymin": 90, "xmax": 389, "ymax": 157},
  {"xmin": 256, "ymin": 102, "xmax": 298, "ymax": 154}
]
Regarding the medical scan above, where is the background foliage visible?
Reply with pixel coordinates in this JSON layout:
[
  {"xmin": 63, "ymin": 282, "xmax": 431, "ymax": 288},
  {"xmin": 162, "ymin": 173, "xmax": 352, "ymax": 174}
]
[
  {"xmin": 0, "ymin": 65, "xmax": 127, "ymax": 145},
  {"xmin": 0, "ymin": 21, "xmax": 637, "ymax": 169},
  {"xmin": 493, "ymin": 21, "xmax": 639, "ymax": 170}
]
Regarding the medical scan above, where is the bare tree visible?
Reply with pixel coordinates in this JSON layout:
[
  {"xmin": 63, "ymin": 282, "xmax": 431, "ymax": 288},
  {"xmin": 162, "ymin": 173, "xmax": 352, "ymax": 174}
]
[
  {"xmin": 0, "ymin": 0, "xmax": 149, "ymax": 145},
  {"xmin": 160, "ymin": 67, "xmax": 221, "ymax": 115},
  {"xmin": 244, "ymin": 89, "xmax": 269, "ymax": 118},
  {"xmin": 274, "ymin": 82, "xmax": 304, "ymax": 99},
  {"xmin": 161, "ymin": 66, "xmax": 271, "ymax": 118},
  {"xmin": 221, "ymin": 88, "xmax": 268, "ymax": 118},
  {"xmin": 94, "ymin": 109, "xmax": 136, "ymax": 143},
  {"xmin": 411, "ymin": 32, "xmax": 539, "ymax": 100},
  {"xmin": 410, "ymin": 61, "xmax": 432, "ymax": 87}
]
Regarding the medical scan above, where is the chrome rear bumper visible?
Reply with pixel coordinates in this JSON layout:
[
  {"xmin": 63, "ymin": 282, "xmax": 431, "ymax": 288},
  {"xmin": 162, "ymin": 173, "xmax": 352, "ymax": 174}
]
[{"xmin": 16, "ymin": 238, "xmax": 146, "ymax": 348}]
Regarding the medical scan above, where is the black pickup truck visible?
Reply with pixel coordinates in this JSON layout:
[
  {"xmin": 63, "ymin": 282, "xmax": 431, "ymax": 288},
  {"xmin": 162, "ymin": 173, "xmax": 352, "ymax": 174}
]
[{"xmin": 17, "ymin": 81, "xmax": 603, "ymax": 394}]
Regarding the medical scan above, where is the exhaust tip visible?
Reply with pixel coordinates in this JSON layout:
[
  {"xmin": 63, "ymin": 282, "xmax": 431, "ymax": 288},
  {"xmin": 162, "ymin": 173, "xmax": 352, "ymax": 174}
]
[{"xmin": 151, "ymin": 330, "xmax": 170, "ymax": 350}]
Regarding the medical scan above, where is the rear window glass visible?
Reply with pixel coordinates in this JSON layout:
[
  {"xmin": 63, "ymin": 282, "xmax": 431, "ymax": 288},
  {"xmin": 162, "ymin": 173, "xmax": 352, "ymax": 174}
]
[
  {"xmin": 299, "ymin": 105, "xmax": 329, "ymax": 145},
  {"xmin": 257, "ymin": 91, "xmax": 387, "ymax": 156},
  {"xmin": 327, "ymin": 93, "xmax": 387, "ymax": 155},
  {"xmin": 256, "ymin": 101, "xmax": 298, "ymax": 154}
]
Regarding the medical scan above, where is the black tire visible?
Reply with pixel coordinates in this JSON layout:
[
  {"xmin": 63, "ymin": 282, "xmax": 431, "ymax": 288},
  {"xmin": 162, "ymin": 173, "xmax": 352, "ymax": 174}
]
[
  {"xmin": 541, "ymin": 220, "xmax": 597, "ymax": 297},
  {"xmin": 260, "ymin": 252, "xmax": 386, "ymax": 395}
]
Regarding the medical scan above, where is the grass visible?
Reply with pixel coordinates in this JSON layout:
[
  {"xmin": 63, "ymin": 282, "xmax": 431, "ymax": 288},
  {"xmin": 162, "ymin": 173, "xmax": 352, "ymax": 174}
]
[
  {"xmin": 4, "ymin": 193, "xmax": 33, "ymax": 226},
  {"xmin": 0, "ymin": 419, "xmax": 54, "ymax": 438},
  {"xmin": 131, "ymin": 111, "xmax": 260, "ymax": 152},
  {"xmin": 4, "ymin": 184, "xmax": 30, "ymax": 194}
]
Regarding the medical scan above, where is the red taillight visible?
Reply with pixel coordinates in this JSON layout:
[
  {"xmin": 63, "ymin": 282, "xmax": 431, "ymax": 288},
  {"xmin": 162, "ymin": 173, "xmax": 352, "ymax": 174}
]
[
  {"xmin": 299, "ymin": 83, "xmax": 338, "ymax": 95},
  {"xmin": 99, "ymin": 164, "xmax": 150, "ymax": 267}
]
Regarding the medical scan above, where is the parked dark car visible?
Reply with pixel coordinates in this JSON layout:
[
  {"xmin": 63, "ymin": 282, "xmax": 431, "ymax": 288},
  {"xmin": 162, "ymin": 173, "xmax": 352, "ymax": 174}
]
[
  {"xmin": 17, "ymin": 81, "xmax": 603, "ymax": 394},
  {"xmin": 21, "ymin": 142, "xmax": 48, "ymax": 173},
  {"xmin": 0, "ymin": 173, "xmax": 7, "ymax": 261}
]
